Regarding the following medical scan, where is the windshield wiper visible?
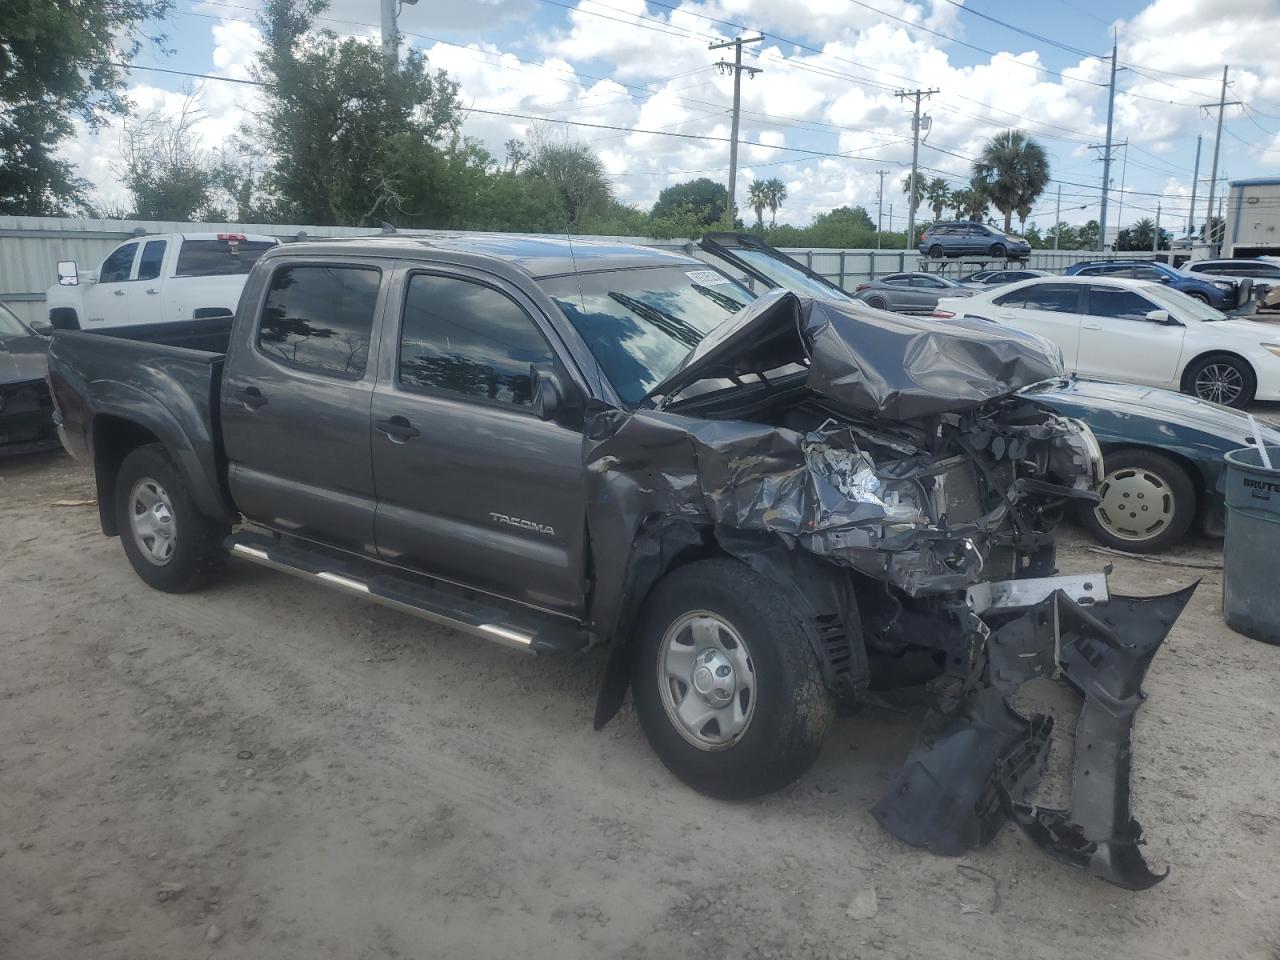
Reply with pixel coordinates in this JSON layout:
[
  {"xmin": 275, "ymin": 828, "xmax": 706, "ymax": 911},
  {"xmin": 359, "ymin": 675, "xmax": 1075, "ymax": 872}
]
[{"xmin": 607, "ymin": 291, "xmax": 705, "ymax": 348}]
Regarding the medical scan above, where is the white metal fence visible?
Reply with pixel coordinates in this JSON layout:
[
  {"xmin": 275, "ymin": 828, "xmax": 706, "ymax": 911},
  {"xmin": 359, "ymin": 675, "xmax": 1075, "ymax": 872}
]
[{"xmin": 0, "ymin": 215, "xmax": 1113, "ymax": 327}]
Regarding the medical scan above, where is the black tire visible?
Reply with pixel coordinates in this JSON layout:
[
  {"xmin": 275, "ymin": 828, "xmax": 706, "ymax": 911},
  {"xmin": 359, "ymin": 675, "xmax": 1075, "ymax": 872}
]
[
  {"xmin": 115, "ymin": 443, "xmax": 229, "ymax": 592},
  {"xmin": 865, "ymin": 296, "xmax": 888, "ymax": 310},
  {"xmin": 1182, "ymin": 352, "xmax": 1256, "ymax": 409},
  {"xmin": 49, "ymin": 307, "xmax": 80, "ymax": 331},
  {"xmin": 1187, "ymin": 291, "xmax": 1211, "ymax": 305},
  {"xmin": 928, "ymin": 244, "xmax": 944, "ymax": 258},
  {"xmin": 990, "ymin": 243, "xmax": 1007, "ymax": 259},
  {"xmin": 1079, "ymin": 448, "xmax": 1197, "ymax": 553},
  {"xmin": 631, "ymin": 558, "xmax": 835, "ymax": 800}
]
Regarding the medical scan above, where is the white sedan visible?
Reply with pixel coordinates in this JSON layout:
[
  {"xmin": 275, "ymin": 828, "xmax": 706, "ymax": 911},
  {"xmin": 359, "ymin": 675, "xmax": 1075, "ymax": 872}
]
[{"xmin": 935, "ymin": 275, "xmax": 1280, "ymax": 408}]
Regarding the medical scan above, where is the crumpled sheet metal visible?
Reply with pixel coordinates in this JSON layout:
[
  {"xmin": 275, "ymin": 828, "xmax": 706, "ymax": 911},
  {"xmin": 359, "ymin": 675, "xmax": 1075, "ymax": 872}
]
[
  {"xmin": 872, "ymin": 584, "xmax": 1197, "ymax": 890},
  {"xmin": 583, "ymin": 409, "xmax": 993, "ymax": 646},
  {"xmin": 800, "ymin": 300, "xmax": 1065, "ymax": 421},
  {"xmin": 652, "ymin": 291, "xmax": 1065, "ymax": 421}
]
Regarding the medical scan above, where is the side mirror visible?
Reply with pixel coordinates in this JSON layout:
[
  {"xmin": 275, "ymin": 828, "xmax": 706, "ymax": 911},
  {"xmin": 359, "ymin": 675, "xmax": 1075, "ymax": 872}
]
[
  {"xmin": 29, "ymin": 320, "xmax": 53, "ymax": 337},
  {"xmin": 1144, "ymin": 309, "xmax": 1172, "ymax": 324},
  {"xmin": 1158, "ymin": 276, "xmax": 1172, "ymax": 283},
  {"xmin": 57, "ymin": 260, "xmax": 79, "ymax": 286},
  {"xmin": 530, "ymin": 364, "xmax": 566, "ymax": 421}
]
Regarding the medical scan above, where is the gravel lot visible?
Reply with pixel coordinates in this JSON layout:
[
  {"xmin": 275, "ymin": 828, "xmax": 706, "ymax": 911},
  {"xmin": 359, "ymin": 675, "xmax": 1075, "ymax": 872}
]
[{"xmin": 3, "ymin": 445, "xmax": 1279, "ymax": 960}]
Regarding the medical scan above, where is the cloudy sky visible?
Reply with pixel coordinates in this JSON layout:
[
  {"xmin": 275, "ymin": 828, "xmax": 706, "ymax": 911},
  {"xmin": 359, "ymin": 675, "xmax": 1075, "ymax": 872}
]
[{"xmin": 66, "ymin": 0, "xmax": 1280, "ymax": 237}]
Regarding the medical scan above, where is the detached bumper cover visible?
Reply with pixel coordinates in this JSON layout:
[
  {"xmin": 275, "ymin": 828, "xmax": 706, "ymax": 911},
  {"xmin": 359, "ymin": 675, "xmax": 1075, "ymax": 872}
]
[{"xmin": 873, "ymin": 579, "xmax": 1196, "ymax": 890}]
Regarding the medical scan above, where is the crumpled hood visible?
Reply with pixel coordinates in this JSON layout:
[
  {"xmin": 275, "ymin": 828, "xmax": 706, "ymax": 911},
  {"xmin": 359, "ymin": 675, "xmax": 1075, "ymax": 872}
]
[
  {"xmin": 0, "ymin": 335, "xmax": 50, "ymax": 386},
  {"xmin": 649, "ymin": 290, "xmax": 1064, "ymax": 421}
]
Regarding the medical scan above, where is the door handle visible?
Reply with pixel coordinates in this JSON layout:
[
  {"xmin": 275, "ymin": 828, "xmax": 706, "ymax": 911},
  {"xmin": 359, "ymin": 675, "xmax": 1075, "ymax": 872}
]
[
  {"xmin": 145, "ymin": 288, "xmax": 159, "ymax": 295},
  {"xmin": 1082, "ymin": 321, "xmax": 1102, "ymax": 330},
  {"xmin": 375, "ymin": 415, "xmax": 420, "ymax": 443},
  {"xmin": 113, "ymin": 289, "xmax": 126, "ymax": 296},
  {"xmin": 234, "ymin": 386, "xmax": 268, "ymax": 410}
]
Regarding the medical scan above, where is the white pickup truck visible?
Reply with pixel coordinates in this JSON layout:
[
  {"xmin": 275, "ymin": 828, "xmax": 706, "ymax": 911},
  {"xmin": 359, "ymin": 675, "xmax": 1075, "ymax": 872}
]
[{"xmin": 46, "ymin": 232, "xmax": 278, "ymax": 330}]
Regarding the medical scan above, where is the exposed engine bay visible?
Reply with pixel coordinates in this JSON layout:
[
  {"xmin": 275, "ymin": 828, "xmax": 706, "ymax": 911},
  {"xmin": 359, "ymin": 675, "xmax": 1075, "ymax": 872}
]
[{"xmin": 585, "ymin": 291, "xmax": 1194, "ymax": 888}]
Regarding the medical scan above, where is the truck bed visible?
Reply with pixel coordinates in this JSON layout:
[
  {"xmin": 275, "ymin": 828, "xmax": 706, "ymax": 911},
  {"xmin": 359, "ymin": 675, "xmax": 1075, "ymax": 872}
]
[{"xmin": 46, "ymin": 317, "xmax": 234, "ymax": 528}]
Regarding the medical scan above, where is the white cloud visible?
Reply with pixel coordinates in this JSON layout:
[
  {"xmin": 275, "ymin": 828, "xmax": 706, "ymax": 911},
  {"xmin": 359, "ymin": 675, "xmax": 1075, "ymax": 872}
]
[{"xmin": 60, "ymin": 0, "xmax": 1280, "ymax": 228}]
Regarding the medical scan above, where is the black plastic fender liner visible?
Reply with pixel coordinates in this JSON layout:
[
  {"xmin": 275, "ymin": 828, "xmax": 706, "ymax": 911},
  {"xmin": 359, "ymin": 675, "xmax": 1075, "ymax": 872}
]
[
  {"xmin": 873, "ymin": 584, "xmax": 1196, "ymax": 890},
  {"xmin": 1011, "ymin": 584, "xmax": 1198, "ymax": 891}
]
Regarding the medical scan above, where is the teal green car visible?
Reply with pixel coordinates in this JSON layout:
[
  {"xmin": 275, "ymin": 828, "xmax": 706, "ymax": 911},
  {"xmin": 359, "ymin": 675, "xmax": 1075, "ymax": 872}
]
[{"xmin": 1023, "ymin": 377, "xmax": 1280, "ymax": 552}]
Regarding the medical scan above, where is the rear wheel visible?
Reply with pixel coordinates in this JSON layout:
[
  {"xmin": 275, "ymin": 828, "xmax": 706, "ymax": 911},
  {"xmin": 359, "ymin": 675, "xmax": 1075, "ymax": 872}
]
[
  {"xmin": 1183, "ymin": 353, "xmax": 1256, "ymax": 408},
  {"xmin": 115, "ymin": 443, "xmax": 229, "ymax": 592},
  {"xmin": 990, "ymin": 243, "xmax": 1007, "ymax": 259},
  {"xmin": 631, "ymin": 559, "xmax": 834, "ymax": 799},
  {"xmin": 865, "ymin": 296, "xmax": 888, "ymax": 310},
  {"xmin": 928, "ymin": 244, "xmax": 944, "ymax": 258},
  {"xmin": 1080, "ymin": 449, "xmax": 1196, "ymax": 553}
]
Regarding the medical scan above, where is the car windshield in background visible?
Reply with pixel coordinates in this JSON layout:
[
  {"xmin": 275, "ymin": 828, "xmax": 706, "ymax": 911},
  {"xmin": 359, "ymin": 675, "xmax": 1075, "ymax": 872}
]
[
  {"xmin": 731, "ymin": 248, "xmax": 851, "ymax": 300},
  {"xmin": 175, "ymin": 239, "xmax": 276, "ymax": 277},
  {"xmin": 543, "ymin": 266, "xmax": 753, "ymax": 406},
  {"xmin": 0, "ymin": 303, "xmax": 28, "ymax": 337}
]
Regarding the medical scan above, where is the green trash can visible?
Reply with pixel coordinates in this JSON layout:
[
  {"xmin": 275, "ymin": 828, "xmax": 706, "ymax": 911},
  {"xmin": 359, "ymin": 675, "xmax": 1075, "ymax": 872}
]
[{"xmin": 1223, "ymin": 444, "xmax": 1280, "ymax": 645}]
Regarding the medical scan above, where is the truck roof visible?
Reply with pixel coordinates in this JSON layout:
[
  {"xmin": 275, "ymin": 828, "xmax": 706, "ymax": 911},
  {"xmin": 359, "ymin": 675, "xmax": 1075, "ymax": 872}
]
[{"xmin": 260, "ymin": 232, "xmax": 698, "ymax": 279}]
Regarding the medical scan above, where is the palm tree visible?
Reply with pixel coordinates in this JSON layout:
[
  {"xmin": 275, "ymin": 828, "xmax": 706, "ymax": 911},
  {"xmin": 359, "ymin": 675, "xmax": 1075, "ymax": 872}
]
[
  {"xmin": 747, "ymin": 179, "xmax": 768, "ymax": 228},
  {"xmin": 764, "ymin": 178, "xmax": 787, "ymax": 226},
  {"xmin": 925, "ymin": 177, "xmax": 951, "ymax": 222},
  {"xmin": 900, "ymin": 173, "xmax": 925, "ymax": 218},
  {"xmin": 973, "ymin": 130, "xmax": 1050, "ymax": 233},
  {"xmin": 525, "ymin": 141, "xmax": 613, "ymax": 229}
]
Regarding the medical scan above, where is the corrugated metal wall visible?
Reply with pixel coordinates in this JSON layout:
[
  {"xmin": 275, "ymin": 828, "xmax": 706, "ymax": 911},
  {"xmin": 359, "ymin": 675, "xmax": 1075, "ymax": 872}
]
[{"xmin": 0, "ymin": 215, "xmax": 1103, "ymax": 327}]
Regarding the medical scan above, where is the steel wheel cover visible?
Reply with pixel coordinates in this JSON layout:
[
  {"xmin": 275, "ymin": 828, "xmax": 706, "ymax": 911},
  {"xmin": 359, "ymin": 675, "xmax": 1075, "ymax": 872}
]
[
  {"xmin": 129, "ymin": 477, "xmax": 177, "ymax": 566},
  {"xmin": 1093, "ymin": 466, "xmax": 1176, "ymax": 543},
  {"xmin": 657, "ymin": 611, "xmax": 756, "ymax": 751}
]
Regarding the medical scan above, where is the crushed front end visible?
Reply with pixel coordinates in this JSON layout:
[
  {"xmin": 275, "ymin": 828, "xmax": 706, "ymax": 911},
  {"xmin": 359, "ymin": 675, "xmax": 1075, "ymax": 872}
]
[{"xmin": 585, "ymin": 292, "xmax": 1194, "ymax": 887}]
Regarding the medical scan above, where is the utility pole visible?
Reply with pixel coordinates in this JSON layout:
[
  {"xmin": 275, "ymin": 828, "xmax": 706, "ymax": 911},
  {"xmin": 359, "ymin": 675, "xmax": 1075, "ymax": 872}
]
[
  {"xmin": 1200, "ymin": 66, "xmax": 1240, "ymax": 254},
  {"xmin": 1153, "ymin": 201, "xmax": 1161, "ymax": 257},
  {"xmin": 888, "ymin": 203, "xmax": 894, "ymax": 235},
  {"xmin": 875, "ymin": 169, "xmax": 890, "ymax": 249},
  {"xmin": 1187, "ymin": 134, "xmax": 1202, "ymax": 240},
  {"xmin": 1053, "ymin": 184, "xmax": 1061, "ymax": 250},
  {"xmin": 1088, "ymin": 137, "xmax": 1127, "ymax": 249},
  {"xmin": 379, "ymin": 0, "xmax": 417, "ymax": 76},
  {"xmin": 896, "ymin": 87, "xmax": 939, "ymax": 250},
  {"xmin": 1114, "ymin": 141, "xmax": 1130, "ymax": 233},
  {"xmin": 709, "ymin": 35, "xmax": 763, "ymax": 213},
  {"xmin": 1095, "ymin": 38, "xmax": 1119, "ymax": 252}
]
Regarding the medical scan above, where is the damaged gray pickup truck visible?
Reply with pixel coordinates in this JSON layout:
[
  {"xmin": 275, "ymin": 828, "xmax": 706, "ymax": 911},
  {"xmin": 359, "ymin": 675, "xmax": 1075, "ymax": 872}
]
[{"xmin": 47, "ymin": 235, "xmax": 1195, "ymax": 888}]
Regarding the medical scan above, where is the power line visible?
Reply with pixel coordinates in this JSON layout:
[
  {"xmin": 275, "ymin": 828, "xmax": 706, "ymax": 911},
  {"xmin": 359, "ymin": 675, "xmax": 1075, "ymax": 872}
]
[{"xmin": 940, "ymin": 0, "xmax": 1099, "ymax": 60}]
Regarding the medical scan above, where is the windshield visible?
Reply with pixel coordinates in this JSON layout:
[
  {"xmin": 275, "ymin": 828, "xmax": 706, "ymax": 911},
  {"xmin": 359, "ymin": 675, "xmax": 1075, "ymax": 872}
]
[
  {"xmin": 730, "ymin": 248, "xmax": 853, "ymax": 300},
  {"xmin": 543, "ymin": 266, "xmax": 754, "ymax": 406},
  {"xmin": 0, "ymin": 303, "xmax": 28, "ymax": 337},
  {"xmin": 1145, "ymin": 284, "xmax": 1229, "ymax": 321}
]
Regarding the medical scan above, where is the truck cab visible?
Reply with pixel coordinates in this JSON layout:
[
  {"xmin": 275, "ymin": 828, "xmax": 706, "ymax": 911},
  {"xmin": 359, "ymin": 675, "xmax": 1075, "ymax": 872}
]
[{"xmin": 46, "ymin": 232, "xmax": 277, "ymax": 330}]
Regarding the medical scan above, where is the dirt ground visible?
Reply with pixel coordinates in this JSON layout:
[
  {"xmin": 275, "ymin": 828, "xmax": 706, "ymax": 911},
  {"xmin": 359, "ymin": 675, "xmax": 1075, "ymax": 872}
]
[{"xmin": 3, "ymin": 447, "xmax": 1279, "ymax": 960}]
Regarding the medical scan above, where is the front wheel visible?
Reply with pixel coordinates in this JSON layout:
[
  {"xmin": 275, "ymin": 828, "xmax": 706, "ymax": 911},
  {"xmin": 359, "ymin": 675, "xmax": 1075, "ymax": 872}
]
[
  {"xmin": 115, "ymin": 443, "xmax": 229, "ymax": 592},
  {"xmin": 865, "ymin": 296, "xmax": 889, "ymax": 310},
  {"xmin": 631, "ymin": 559, "xmax": 834, "ymax": 799},
  {"xmin": 1187, "ymin": 291, "xmax": 1211, "ymax": 305},
  {"xmin": 1080, "ymin": 449, "xmax": 1197, "ymax": 553},
  {"xmin": 990, "ymin": 243, "xmax": 1007, "ymax": 259},
  {"xmin": 1183, "ymin": 353, "xmax": 1256, "ymax": 408}
]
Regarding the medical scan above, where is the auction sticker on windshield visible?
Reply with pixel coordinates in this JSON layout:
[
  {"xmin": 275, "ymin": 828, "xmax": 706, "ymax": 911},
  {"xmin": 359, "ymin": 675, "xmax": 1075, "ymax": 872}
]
[{"xmin": 685, "ymin": 270, "xmax": 734, "ymax": 285}]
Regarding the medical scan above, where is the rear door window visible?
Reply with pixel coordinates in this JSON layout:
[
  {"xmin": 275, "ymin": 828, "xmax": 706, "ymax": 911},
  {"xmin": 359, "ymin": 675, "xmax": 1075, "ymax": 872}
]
[
  {"xmin": 1022, "ymin": 284, "xmax": 1082, "ymax": 313},
  {"xmin": 136, "ymin": 240, "xmax": 167, "ymax": 282},
  {"xmin": 177, "ymin": 239, "xmax": 276, "ymax": 277},
  {"xmin": 257, "ymin": 264, "xmax": 381, "ymax": 378},
  {"xmin": 99, "ymin": 242, "xmax": 138, "ymax": 283}
]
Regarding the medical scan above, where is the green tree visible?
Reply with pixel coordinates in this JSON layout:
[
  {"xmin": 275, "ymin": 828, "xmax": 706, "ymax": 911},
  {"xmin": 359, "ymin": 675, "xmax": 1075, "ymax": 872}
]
[
  {"xmin": 924, "ymin": 176, "xmax": 951, "ymax": 222},
  {"xmin": 901, "ymin": 173, "xmax": 925, "ymax": 219},
  {"xmin": 973, "ymin": 130, "xmax": 1050, "ymax": 233},
  {"xmin": 244, "ymin": 0, "xmax": 461, "ymax": 225},
  {"xmin": 1, "ymin": 0, "xmax": 174, "ymax": 214},
  {"xmin": 747, "ymin": 179, "xmax": 768, "ymax": 228},
  {"xmin": 763, "ymin": 177, "xmax": 787, "ymax": 226},
  {"xmin": 1077, "ymin": 219, "xmax": 1100, "ymax": 250},
  {"xmin": 651, "ymin": 177, "xmax": 728, "ymax": 227},
  {"xmin": 525, "ymin": 139, "xmax": 612, "ymax": 230}
]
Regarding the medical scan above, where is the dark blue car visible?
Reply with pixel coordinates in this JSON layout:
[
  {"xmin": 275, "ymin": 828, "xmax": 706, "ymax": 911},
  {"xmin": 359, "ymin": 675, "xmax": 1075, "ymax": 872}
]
[{"xmin": 1064, "ymin": 259, "xmax": 1234, "ymax": 307}]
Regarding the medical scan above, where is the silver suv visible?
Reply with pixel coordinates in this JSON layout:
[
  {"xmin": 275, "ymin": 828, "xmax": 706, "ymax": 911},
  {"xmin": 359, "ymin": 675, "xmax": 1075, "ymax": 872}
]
[{"xmin": 918, "ymin": 221, "xmax": 1032, "ymax": 261}]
